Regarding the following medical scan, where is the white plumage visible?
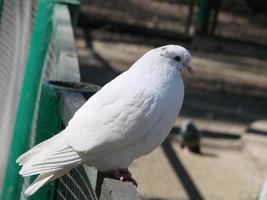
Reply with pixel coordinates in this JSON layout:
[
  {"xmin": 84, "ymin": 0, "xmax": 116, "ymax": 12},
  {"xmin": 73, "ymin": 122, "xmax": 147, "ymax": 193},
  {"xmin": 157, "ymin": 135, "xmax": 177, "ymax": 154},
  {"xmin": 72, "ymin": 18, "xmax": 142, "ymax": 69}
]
[{"xmin": 17, "ymin": 45, "xmax": 192, "ymax": 196}]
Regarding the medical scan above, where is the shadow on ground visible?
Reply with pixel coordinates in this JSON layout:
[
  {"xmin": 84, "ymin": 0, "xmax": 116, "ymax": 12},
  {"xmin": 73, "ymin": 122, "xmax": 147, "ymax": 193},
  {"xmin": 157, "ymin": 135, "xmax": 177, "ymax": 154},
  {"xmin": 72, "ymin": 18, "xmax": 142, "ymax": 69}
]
[{"xmin": 162, "ymin": 140, "xmax": 205, "ymax": 200}]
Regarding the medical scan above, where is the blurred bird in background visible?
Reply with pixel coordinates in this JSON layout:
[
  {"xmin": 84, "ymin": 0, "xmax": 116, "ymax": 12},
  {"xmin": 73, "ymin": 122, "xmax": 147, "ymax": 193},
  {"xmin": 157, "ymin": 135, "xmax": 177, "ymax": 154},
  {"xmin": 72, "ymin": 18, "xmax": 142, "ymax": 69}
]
[{"xmin": 180, "ymin": 119, "xmax": 202, "ymax": 154}]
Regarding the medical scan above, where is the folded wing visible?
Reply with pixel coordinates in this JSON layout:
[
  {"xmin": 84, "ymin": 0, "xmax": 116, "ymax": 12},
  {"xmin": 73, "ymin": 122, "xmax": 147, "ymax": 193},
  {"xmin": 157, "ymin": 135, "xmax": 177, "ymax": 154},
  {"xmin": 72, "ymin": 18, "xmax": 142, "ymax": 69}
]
[{"xmin": 64, "ymin": 72, "xmax": 163, "ymax": 155}]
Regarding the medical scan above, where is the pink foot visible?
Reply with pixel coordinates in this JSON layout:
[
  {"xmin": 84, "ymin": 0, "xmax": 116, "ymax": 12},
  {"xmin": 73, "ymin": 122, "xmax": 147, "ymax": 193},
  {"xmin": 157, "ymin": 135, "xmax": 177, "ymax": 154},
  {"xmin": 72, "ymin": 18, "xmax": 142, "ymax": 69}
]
[{"xmin": 105, "ymin": 168, "xmax": 138, "ymax": 187}]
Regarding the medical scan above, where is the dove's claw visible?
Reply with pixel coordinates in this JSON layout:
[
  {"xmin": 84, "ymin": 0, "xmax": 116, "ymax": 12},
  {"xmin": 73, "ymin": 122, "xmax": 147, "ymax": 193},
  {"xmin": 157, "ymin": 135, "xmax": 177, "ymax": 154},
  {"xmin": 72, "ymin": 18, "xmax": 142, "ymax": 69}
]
[
  {"xmin": 119, "ymin": 169, "xmax": 138, "ymax": 187},
  {"xmin": 105, "ymin": 169, "xmax": 138, "ymax": 187}
]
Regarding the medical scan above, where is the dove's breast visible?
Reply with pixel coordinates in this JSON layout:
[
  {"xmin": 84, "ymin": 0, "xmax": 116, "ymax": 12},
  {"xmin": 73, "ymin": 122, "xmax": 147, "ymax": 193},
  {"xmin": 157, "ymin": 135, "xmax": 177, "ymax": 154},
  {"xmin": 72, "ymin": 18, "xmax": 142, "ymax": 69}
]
[
  {"xmin": 88, "ymin": 77, "xmax": 185, "ymax": 171},
  {"xmin": 64, "ymin": 70, "xmax": 184, "ymax": 171},
  {"xmin": 131, "ymin": 77, "xmax": 184, "ymax": 157}
]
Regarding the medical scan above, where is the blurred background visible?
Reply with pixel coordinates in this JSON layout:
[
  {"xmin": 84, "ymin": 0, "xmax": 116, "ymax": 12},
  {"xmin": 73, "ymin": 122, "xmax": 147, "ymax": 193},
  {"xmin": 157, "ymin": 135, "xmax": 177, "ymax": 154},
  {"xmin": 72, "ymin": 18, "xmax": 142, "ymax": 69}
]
[{"xmin": 75, "ymin": 0, "xmax": 267, "ymax": 199}]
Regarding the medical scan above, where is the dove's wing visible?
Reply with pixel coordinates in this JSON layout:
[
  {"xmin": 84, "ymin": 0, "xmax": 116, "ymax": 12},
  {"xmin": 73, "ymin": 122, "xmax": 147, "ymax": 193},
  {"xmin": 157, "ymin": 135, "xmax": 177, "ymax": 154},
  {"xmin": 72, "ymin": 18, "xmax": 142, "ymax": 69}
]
[{"xmin": 64, "ymin": 71, "xmax": 164, "ymax": 154}]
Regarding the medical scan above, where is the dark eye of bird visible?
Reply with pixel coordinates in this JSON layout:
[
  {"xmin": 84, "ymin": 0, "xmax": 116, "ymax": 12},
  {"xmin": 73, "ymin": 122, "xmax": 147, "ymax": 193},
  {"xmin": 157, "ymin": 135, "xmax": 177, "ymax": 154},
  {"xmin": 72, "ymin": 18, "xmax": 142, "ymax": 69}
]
[{"xmin": 174, "ymin": 56, "xmax": 181, "ymax": 62}]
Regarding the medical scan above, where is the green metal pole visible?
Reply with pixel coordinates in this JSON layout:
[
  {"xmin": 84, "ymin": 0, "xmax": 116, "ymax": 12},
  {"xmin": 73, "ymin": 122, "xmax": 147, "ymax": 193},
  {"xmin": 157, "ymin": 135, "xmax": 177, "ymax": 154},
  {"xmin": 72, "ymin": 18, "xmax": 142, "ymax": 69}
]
[
  {"xmin": 0, "ymin": 0, "xmax": 3, "ymax": 24},
  {"xmin": 1, "ymin": 1, "xmax": 54, "ymax": 199},
  {"xmin": 196, "ymin": 0, "xmax": 211, "ymax": 35}
]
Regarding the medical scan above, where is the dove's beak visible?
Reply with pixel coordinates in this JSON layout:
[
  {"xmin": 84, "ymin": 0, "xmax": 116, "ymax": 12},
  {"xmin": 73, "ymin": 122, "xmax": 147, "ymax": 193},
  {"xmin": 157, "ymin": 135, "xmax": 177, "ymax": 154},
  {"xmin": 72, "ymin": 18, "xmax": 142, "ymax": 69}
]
[{"xmin": 186, "ymin": 65, "xmax": 194, "ymax": 74}]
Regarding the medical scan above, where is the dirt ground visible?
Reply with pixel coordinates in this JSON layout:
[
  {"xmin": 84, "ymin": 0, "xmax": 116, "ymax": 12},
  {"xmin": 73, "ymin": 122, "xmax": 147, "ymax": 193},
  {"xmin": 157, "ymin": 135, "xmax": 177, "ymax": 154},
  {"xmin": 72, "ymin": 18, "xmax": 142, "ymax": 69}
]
[
  {"xmin": 79, "ymin": 0, "xmax": 267, "ymax": 46},
  {"xmin": 75, "ymin": 1, "xmax": 267, "ymax": 199},
  {"xmin": 130, "ymin": 117, "xmax": 267, "ymax": 200}
]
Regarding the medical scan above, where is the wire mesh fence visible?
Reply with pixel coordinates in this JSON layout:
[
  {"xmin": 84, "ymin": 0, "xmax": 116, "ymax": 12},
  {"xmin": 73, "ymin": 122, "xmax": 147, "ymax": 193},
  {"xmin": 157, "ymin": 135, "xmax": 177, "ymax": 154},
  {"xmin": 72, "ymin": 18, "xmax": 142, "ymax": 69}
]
[
  {"xmin": 0, "ymin": 0, "xmax": 97, "ymax": 199},
  {"xmin": 0, "ymin": 0, "xmax": 38, "ymax": 191},
  {"xmin": 56, "ymin": 167, "xmax": 96, "ymax": 200}
]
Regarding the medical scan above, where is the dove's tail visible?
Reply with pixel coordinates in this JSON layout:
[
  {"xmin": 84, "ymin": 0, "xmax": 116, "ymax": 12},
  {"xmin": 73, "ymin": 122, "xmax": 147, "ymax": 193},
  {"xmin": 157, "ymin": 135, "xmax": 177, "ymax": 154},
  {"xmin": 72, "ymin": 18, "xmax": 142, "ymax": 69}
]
[{"xmin": 17, "ymin": 131, "xmax": 83, "ymax": 197}]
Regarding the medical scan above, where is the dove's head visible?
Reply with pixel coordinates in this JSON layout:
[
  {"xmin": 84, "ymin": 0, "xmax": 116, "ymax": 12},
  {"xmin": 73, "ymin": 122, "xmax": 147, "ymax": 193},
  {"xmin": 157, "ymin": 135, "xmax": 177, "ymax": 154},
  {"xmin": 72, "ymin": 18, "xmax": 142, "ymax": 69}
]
[
  {"xmin": 157, "ymin": 45, "xmax": 193, "ymax": 74},
  {"xmin": 132, "ymin": 45, "xmax": 193, "ymax": 75}
]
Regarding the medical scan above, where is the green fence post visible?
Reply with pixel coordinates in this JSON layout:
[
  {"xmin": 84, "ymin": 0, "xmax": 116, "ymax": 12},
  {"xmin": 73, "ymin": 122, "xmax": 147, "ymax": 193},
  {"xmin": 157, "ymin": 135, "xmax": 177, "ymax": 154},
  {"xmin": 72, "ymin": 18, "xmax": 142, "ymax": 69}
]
[
  {"xmin": 196, "ymin": 0, "xmax": 211, "ymax": 35},
  {"xmin": 28, "ymin": 83, "xmax": 62, "ymax": 200},
  {"xmin": 0, "ymin": 0, "xmax": 3, "ymax": 22},
  {"xmin": 1, "ymin": 1, "xmax": 54, "ymax": 199}
]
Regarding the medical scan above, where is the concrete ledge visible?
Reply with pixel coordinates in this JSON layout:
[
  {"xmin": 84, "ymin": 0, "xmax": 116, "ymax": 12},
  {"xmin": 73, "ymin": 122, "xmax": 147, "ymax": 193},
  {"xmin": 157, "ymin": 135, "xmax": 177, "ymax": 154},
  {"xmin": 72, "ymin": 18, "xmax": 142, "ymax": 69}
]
[{"xmin": 99, "ymin": 178, "xmax": 141, "ymax": 200}]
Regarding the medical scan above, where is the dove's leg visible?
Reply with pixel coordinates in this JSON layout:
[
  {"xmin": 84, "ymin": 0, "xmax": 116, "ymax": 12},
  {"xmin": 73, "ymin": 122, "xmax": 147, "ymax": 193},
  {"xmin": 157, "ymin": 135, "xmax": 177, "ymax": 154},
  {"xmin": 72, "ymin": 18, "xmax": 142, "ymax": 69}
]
[
  {"xmin": 105, "ymin": 169, "xmax": 121, "ymax": 180},
  {"xmin": 119, "ymin": 168, "xmax": 138, "ymax": 186},
  {"xmin": 105, "ymin": 169, "xmax": 137, "ymax": 186}
]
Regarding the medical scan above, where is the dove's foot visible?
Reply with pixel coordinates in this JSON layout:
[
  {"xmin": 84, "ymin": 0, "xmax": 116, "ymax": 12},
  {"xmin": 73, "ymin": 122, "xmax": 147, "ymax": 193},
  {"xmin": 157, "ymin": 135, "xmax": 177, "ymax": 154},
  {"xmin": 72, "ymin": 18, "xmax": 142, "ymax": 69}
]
[{"xmin": 105, "ymin": 168, "xmax": 138, "ymax": 187}]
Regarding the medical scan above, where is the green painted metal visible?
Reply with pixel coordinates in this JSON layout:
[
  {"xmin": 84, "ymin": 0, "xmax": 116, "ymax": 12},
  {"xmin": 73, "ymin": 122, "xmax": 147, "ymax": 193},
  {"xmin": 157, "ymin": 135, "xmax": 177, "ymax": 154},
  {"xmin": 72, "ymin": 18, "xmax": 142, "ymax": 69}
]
[
  {"xmin": 84, "ymin": 165, "xmax": 98, "ymax": 191},
  {"xmin": 1, "ymin": 1, "xmax": 55, "ymax": 199},
  {"xmin": 68, "ymin": 3, "xmax": 80, "ymax": 27},
  {"xmin": 0, "ymin": 0, "xmax": 3, "ymax": 23},
  {"xmin": 28, "ymin": 82, "xmax": 62, "ymax": 200},
  {"xmin": 1, "ymin": 0, "xmax": 97, "ymax": 199},
  {"xmin": 196, "ymin": 0, "xmax": 211, "ymax": 34},
  {"xmin": 54, "ymin": 0, "xmax": 79, "ymax": 4},
  {"xmin": 196, "ymin": 0, "xmax": 221, "ymax": 35}
]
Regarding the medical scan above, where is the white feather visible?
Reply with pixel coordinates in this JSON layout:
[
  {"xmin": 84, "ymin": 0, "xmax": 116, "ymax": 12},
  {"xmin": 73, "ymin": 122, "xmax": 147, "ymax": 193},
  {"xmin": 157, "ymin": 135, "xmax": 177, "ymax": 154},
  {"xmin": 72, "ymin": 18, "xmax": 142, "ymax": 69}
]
[
  {"xmin": 19, "ymin": 134, "xmax": 81, "ymax": 177},
  {"xmin": 24, "ymin": 173, "xmax": 54, "ymax": 197},
  {"xmin": 16, "ymin": 133, "xmax": 62, "ymax": 165}
]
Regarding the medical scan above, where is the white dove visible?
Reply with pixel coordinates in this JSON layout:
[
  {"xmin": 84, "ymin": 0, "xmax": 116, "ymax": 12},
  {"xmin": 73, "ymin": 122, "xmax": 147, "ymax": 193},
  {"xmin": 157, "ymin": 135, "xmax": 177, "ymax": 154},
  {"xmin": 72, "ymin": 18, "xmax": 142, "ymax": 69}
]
[{"xmin": 17, "ymin": 45, "xmax": 192, "ymax": 196}]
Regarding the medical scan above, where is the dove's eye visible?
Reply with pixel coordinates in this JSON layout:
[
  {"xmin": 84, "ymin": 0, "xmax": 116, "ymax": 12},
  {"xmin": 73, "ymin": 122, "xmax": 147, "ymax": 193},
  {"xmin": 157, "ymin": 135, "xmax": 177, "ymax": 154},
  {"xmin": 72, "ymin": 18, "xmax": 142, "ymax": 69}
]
[{"xmin": 174, "ymin": 56, "xmax": 181, "ymax": 62}]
